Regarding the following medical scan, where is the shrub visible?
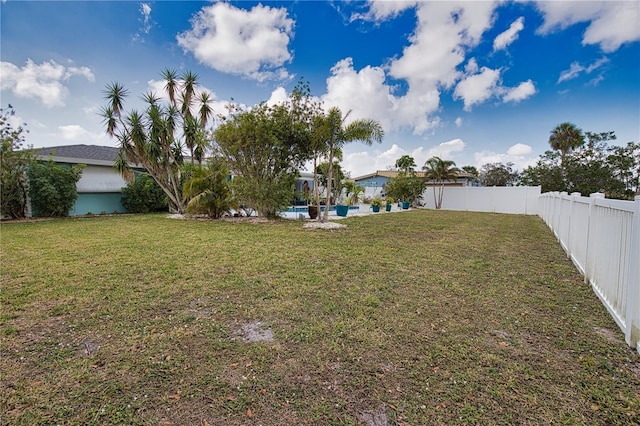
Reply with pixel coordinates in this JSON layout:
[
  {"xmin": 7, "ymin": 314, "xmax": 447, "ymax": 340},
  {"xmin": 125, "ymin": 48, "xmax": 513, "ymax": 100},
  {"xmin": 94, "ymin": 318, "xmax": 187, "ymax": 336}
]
[
  {"xmin": 121, "ymin": 174, "xmax": 168, "ymax": 213},
  {"xmin": 184, "ymin": 159, "xmax": 236, "ymax": 219},
  {"xmin": 1, "ymin": 105, "xmax": 33, "ymax": 219},
  {"xmin": 28, "ymin": 161, "xmax": 84, "ymax": 217}
]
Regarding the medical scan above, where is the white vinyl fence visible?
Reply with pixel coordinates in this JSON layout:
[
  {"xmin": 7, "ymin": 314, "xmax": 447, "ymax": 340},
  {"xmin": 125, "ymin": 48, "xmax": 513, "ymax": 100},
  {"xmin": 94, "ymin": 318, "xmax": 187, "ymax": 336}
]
[
  {"xmin": 422, "ymin": 186, "xmax": 541, "ymax": 215},
  {"xmin": 539, "ymin": 192, "xmax": 640, "ymax": 352}
]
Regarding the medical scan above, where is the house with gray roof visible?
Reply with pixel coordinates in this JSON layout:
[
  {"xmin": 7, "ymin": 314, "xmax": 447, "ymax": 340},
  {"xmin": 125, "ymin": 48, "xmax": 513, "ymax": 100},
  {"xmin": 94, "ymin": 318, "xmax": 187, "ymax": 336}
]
[
  {"xmin": 33, "ymin": 144, "xmax": 131, "ymax": 216},
  {"xmin": 353, "ymin": 170, "xmax": 480, "ymax": 199}
]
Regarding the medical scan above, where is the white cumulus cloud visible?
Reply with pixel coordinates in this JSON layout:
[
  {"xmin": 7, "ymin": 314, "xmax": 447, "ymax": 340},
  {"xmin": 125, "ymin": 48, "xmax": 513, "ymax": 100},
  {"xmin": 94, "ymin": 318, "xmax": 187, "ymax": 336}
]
[
  {"xmin": 0, "ymin": 59, "xmax": 94, "ymax": 107},
  {"xmin": 425, "ymin": 138, "xmax": 466, "ymax": 160},
  {"xmin": 351, "ymin": 0, "xmax": 418, "ymax": 22},
  {"xmin": 493, "ymin": 16, "xmax": 524, "ymax": 51},
  {"xmin": 453, "ymin": 66, "xmax": 501, "ymax": 111},
  {"xmin": 266, "ymin": 87, "xmax": 289, "ymax": 106},
  {"xmin": 322, "ymin": 58, "xmax": 397, "ymax": 131},
  {"xmin": 536, "ymin": 1, "xmax": 640, "ymax": 52},
  {"xmin": 327, "ymin": 2, "xmax": 500, "ymax": 135},
  {"xmin": 177, "ymin": 2, "xmax": 294, "ymax": 82},
  {"xmin": 474, "ymin": 143, "xmax": 536, "ymax": 171},
  {"xmin": 59, "ymin": 125, "xmax": 92, "ymax": 140},
  {"xmin": 502, "ymin": 79, "xmax": 536, "ymax": 103},
  {"xmin": 507, "ymin": 143, "xmax": 532, "ymax": 156}
]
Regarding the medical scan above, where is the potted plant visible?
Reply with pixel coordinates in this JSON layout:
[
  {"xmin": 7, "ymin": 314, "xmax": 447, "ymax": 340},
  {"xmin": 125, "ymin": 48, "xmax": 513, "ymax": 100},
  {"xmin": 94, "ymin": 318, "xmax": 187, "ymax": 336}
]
[
  {"xmin": 385, "ymin": 196, "xmax": 394, "ymax": 212},
  {"xmin": 371, "ymin": 196, "xmax": 382, "ymax": 213},
  {"xmin": 308, "ymin": 203, "xmax": 319, "ymax": 219},
  {"xmin": 304, "ymin": 192, "xmax": 319, "ymax": 219},
  {"xmin": 336, "ymin": 204, "xmax": 349, "ymax": 216}
]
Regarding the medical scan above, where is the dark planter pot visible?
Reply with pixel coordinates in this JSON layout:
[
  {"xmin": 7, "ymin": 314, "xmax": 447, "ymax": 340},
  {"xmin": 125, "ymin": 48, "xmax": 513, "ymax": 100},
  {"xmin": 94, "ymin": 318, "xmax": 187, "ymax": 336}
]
[
  {"xmin": 401, "ymin": 201, "xmax": 410, "ymax": 210},
  {"xmin": 372, "ymin": 205, "xmax": 381, "ymax": 213},
  {"xmin": 385, "ymin": 203, "xmax": 392, "ymax": 212},
  {"xmin": 308, "ymin": 205, "xmax": 318, "ymax": 219},
  {"xmin": 336, "ymin": 205, "xmax": 349, "ymax": 217}
]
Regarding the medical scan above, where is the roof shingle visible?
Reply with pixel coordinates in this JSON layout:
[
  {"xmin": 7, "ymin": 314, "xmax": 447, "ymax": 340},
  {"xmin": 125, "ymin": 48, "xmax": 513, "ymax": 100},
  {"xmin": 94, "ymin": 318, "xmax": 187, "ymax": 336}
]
[{"xmin": 34, "ymin": 145, "xmax": 119, "ymax": 162}]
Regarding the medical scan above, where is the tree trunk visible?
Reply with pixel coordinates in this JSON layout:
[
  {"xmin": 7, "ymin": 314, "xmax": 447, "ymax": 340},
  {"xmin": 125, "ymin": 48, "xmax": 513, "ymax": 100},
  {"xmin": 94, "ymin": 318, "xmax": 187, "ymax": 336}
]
[{"xmin": 322, "ymin": 146, "xmax": 335, "ymax": 222}]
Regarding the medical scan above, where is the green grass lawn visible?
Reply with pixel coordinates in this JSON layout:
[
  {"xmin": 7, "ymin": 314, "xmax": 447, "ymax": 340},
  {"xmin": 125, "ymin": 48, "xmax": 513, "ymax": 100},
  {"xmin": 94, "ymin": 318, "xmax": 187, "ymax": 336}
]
[{"xmin": 1, "ymin": 211, "xmax": 638, "ymax": 425}]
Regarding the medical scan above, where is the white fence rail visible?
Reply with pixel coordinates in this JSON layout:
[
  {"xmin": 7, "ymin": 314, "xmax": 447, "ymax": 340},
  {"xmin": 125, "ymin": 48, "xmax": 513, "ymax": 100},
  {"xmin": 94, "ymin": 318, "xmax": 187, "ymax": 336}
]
[{"xmin": 539, "ymin": 192, "xmax": 640, "ymax": 352}]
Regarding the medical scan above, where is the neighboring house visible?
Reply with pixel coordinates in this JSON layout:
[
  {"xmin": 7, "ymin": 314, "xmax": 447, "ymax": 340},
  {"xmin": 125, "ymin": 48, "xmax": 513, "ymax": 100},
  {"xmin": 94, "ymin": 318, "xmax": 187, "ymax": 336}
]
[
  {"xmin": 353, "ymin": 170, "xmax": 480, "ymax": 198},
  {"xmin": 33, "ymin": 145, "xmax": 130, "ymax": 216},
  {"xmin": 31, "ymin": 145, "xmax": 316, "ymax": 215}
]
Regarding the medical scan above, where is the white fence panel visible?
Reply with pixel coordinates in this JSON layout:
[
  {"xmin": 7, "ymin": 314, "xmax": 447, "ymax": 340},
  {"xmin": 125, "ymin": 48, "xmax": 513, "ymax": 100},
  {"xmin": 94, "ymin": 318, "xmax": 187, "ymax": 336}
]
[
  {"xmin": 539, "ymin": 192, "xmax": 640, "ymax": 352},
  {"xmin": 423, "ymin": 186, "xmax": 541, "ymax": 215}
]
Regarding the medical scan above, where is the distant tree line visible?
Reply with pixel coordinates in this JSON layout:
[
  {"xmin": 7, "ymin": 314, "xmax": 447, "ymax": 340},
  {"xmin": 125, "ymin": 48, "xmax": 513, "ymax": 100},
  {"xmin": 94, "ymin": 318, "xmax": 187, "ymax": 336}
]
[
  {"xmin": 455, "ymin": 122, "xmax": 639, "ymax": 200},
  {"xmin": 520, "ymin": 124, "xmax": 639, "ymax": 199}
]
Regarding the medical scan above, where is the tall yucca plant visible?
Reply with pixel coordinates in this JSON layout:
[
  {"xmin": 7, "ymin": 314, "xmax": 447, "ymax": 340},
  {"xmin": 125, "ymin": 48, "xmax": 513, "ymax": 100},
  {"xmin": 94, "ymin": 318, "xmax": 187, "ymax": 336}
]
[{"xmin": 101, "ymin": 69, "xmax": 214, "ymax": 213}]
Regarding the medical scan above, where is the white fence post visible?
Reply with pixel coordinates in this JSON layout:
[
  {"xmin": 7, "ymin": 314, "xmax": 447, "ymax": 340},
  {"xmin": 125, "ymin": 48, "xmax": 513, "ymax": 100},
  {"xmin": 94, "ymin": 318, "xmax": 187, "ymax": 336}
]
[
  {"xmin": 585, "ymin": 193, "xmax": 605, "ymax": 285},
  {"xmin": 626, "ymin": 196, "xmax": 640, "ymax": 351}
]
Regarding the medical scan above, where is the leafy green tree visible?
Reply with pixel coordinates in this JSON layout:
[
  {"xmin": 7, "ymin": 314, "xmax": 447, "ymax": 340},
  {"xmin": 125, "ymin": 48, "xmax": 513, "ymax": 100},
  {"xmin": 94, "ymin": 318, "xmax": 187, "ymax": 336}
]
[
  {"xmin": 460, "ymin": 165, "xmax": 480, "ymax": 186},
  {"xmin": 423, "ymin": 156, "xmax": 460, "ymax": 209},
  {"xmin": 549, "ymin": 122, "xmax": 585, "ymax": 165},
  {"xmin": 121, "ymin": 174, "xmax": 168, "ymax": 213},
  {"xmin": 183, "ymin": 158, "xmax": 236, "ymax": 219},
  {"xmin": 385, "ymin": 171, "xmax": 425, "ymax": 206},
  {"xmin": 212, "ymin": 82, "xmax": 316, "ymax": 218},
  {"xmin": 28, "ymin": 160, "xmax": 84, "ymax": 217},
  {"xmin": 395, "ymin": 155, "xmax": 416, "ymax": 173},
  {"xmin": 314, "ymin": 107, "xmax": 384, "ymax": 222},
  {"xmin": 608, "ymin": 141, "xmax": 640, "ymax": 197},
  {"xmin": 563, "ymin": 131, "xmax": 623, "ymax": 197},
  {"xmin": 461, "ymin": 165, "xmax": 479, "ymax": 177},
  {"xmin": 520, "ymin": 150, "xmax": 564, "ymax": 192},
  {"xmin": 1, "ymin": 105, "xmax": 33, "ymax": 218},
  {"xmin": 385, "ymin": 156, "xmax": 425, "ymax": 205},
  {"xmin": 479, "ymin": 162, "xmax": 520, "ymax": 186},
  {"xmin": 101, "ymin": 69, "xmax": 214, "ymax": 213}
]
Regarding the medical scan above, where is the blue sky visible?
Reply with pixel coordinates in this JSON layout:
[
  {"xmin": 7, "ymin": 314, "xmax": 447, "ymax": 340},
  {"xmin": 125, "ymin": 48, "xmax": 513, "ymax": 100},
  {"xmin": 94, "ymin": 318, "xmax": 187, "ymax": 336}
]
[{"xmin": 1, "ymin": 0, "xmax": 639, "ymax": 178}]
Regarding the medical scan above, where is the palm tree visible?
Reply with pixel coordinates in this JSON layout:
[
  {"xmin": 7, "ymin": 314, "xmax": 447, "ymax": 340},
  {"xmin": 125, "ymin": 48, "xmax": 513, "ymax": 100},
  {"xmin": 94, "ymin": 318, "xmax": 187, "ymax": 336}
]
[
  {"xmin": 183, "ymin": 158, "xmax": 236, "ymax": 219},
  {"xmin": 549, "ymin": 122, "xmax": 585, "ymax": 165},
  {"xmin": 315, "ymin": 107, "xmax": 384, "ymax": 222},
  {"xmin": 343, "ymin": 180, "xmax": 365, "ymax": 206},
  {"xmin": 423, "ymin": 156, "xmax": 460, "ymax": 209}
]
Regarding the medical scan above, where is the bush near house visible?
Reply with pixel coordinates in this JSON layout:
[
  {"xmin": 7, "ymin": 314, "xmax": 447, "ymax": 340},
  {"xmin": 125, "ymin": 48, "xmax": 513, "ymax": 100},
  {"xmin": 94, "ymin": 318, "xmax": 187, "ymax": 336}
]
[
  {"xmin": 1, "ymin": 105, "xmax": 33, "ymax": 219},
  {"xmin": 27, "ymin": 160, "xmax": 84, "ymax": 217},
  {"xmin": 121, "ymin": 174, "xmax": 169, "ymax": 213}
]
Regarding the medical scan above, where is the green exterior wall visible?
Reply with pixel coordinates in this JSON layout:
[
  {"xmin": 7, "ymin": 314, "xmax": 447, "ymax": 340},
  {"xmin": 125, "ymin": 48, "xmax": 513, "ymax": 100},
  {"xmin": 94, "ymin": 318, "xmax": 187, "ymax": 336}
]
[{"xmin": 69, "ymin": 193, "xmax": 126, "ymax": 216}]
